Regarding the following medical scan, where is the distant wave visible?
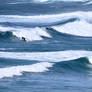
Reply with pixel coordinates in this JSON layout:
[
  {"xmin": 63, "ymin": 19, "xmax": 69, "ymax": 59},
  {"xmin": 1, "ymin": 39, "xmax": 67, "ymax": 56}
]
[
  {"xmin": 0, "ymin": 13, "xmax": 79, "ymax": 27},
  {"xmin": 7, "ymin": 0, "xmax": 87, "ymax": 4},
  {"xmin": 1, "ymin": 11, "xmax": 92, "ymax": 26},
  {"xmin": 0, "ymin": 11, "xmax": 92, "ymax": 27},
  {"xmin": 30, "ymin": 0, "xmax": 90, "ymax": 3},
  {"xmin": 0, "ymin": 50, "xmax": 92, "ymax": 63},
  {"xmin": 4, "ymin": 0, "xmax": 91, "ymax": 4}
]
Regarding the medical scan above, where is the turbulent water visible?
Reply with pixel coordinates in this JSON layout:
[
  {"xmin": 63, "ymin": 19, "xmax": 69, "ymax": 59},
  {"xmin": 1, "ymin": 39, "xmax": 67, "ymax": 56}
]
[{"xmin": 0, "ymin": 0, "xmax": 92, "ymax": 92}]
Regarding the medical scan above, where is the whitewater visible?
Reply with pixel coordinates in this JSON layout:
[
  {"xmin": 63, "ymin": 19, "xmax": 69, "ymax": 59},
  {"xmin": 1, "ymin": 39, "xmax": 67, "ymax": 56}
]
[{"xmin": 0, "ymin": 0, "xmax": 92, "ymax": 92}]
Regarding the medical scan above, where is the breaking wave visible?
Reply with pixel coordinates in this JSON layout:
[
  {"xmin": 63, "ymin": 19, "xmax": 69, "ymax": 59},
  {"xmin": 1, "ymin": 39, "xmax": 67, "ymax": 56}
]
[
  {"xmin": 0, "ymin": 11, "xmax": 92, "ymax": 38},
  {"xmin": 0, "ymin": 50, "xmax": 92, "ymax": 78},
  {"xmin": 0, "ymin": 62, "xmax": 53, "ymax": 78}
]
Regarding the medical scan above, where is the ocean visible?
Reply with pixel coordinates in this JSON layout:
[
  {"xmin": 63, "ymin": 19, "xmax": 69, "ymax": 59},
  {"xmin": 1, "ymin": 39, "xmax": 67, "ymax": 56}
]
[{"xmin": 0, "ymin": 0, "xmax": 92, "ymax": 92}]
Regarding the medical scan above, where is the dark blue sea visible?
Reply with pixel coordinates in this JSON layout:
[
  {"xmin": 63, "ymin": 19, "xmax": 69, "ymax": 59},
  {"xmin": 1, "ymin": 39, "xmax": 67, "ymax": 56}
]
[{"xmin": 0, "ymin": 0, "xmax": 92, "ymax": 92}]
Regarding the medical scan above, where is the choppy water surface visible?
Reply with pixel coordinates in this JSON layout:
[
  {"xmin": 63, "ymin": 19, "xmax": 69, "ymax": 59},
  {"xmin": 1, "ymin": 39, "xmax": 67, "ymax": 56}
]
[{"xmin": 0, "ymin": 0, "xmax": 92, "ymax": 92}]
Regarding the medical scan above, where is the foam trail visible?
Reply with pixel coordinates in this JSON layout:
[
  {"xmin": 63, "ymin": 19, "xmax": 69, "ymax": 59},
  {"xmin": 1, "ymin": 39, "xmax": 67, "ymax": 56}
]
[
  {"xmin": 0, "ymin": 62, "xmax": 53, "ymax": 78},
  {"xmin": 0, "ymin": 50, "xmax": 92, "ymax": 62}
]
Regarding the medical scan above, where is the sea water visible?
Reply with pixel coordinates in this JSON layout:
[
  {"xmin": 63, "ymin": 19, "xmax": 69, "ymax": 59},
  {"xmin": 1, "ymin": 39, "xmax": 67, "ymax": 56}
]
[{"xmin": 0, "ymin": 0, "xmax": 92, "ymax": 92}]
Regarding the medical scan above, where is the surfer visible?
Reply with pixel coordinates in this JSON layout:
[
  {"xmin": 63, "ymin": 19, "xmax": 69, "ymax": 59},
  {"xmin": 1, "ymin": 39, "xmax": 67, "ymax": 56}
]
[{"xmin": 21, "ymin": 37, "xmax": 30, "ymax": 43}]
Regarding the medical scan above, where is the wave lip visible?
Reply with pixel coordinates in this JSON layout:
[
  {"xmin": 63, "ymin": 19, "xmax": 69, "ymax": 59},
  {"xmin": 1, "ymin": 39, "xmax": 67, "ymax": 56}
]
[{"xmin": 0, "ymin": 62, "xmax": 53, "ymax": 78}]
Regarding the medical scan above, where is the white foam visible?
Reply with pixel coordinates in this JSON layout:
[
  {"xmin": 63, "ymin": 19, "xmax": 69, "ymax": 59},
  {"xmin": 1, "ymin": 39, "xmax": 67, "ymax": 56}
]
[
  {"xmin": 33, "ymin": 0, "xmax": 49, "ymax": 3},
  {"xmin": 48, "ymin": 11, "xmax": 92, "ymax": 37},
  {"xmin": 53, "ymin": 20, "xmax": 92, "ymax": 37},
  {"xmin": 0, "ymin": 26, "xmax": 51, "ymax": 41},
  {"xmin": 1, "ymin": 11, "xmax": 92, "ymax": 38},
  {"xmin": 0, "ymin": 62, "xmax": 53, "ymax": 78},
  {"xmin": 0, "ymin": 50, "xmax": 92, "ymax": 62},
  {"xmin": 0, "ymin": 14, "xmax": 77, "ymax": 25},
  {"xmin": 13, "ymin": 27, "xmax": 51, "ymax": 41},
  {"xmin": 84, "ymin": 0, "xmax": 92, "ymax": 4},
  {"xmin": 0, "ymin": 11, "xmax": 92, "ymax": 27},
  {"xmin": 0, "ymin": 50, "xmax": 92, "ymax": 78},
  {"xmin": 87, "ymin": 57, "xmax": 92, "ymax": 64}
]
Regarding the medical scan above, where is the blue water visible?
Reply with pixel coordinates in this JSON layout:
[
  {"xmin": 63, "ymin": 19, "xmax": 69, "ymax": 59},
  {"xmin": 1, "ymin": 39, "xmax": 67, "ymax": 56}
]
[{"xmin": 0, "ymin": 0, "xmax": 92, "ymax": 92}]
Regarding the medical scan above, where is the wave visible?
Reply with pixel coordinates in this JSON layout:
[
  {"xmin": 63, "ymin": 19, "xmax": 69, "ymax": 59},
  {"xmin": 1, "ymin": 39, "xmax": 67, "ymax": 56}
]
[
  {"xmin": 0, "ymin": 52, "xmax": 92, "ymax": 79},
  {"xmin": 2, "ymin": 0, "xmax": 90, "ymax": 4},
  {"xmin": 1, "ymin": 11, "xmax": 92, "ymax": 27},
  {"xmin": 0, "ymin": 50, "xmax": 92, "ymax": 63},
  {"xmin": 1, "ymin": 11, "xmax": 92, "ymax": 37},
  {"xmin": 0, "ymin": 26, "xmax": 51, "ymax": 41},
  {"xmin": 0, "ymin": 62, "xmax": 53, "ymax": 78},
  {"xmin": 51, "ymin": 57, "xmax": 92, "ymax": 79},
  {"xmin": 0, "ymin": 57, "xmax": 91, "ymax": 79},
  {"xmin": 0, "ymin": 13, "xmax": 79, "ymax": 27},
  {"xmin": 1, "ymin": 25, "xmax": 92, "ymax": 44},
  {"xmin": 53, "ymin": 20, "xmax": 92, "ymax": 37},
  {"xmin": 30, "ymin": 0, "xmax": 90, "ymax": 3},
  {"xmin": 6, "ymin": 0, "xmax": 87, "ymax": 4}
]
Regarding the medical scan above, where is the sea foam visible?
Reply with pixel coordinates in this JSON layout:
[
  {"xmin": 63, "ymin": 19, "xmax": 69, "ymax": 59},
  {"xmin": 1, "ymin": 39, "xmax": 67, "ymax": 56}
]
[{"xmin": 0, "ymin": 62, "xmax": 53, "ymax": 78}]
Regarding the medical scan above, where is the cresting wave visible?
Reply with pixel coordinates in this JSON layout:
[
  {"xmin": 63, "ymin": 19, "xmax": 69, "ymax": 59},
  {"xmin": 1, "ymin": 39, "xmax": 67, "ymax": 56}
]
[
  {"xmin": 0, "ymin": 26, "xmax": 51, "ymax": 41},
  {"xmin": 0, "ymin": 50, "xmax": 92, "ymax": 78},
  {"xmin": 0, "ymin": 62, "xmax": 53, "ymax": 78},
  {"xmin": 1, "ymin": 11, "xmax": 92, "ymax": 37}
]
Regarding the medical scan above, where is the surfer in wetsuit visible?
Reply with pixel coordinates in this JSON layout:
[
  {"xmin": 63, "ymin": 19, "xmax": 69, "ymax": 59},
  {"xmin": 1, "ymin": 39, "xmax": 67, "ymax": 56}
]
[{"xmin": 22, "ymin": 37, "xmax": 30, "ymax": 42}]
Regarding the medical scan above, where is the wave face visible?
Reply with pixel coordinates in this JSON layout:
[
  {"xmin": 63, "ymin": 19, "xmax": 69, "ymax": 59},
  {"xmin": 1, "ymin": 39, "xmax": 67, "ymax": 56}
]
[{"xmin": 0, "ymin": 1, "xmax": 92, "ymax": 92}]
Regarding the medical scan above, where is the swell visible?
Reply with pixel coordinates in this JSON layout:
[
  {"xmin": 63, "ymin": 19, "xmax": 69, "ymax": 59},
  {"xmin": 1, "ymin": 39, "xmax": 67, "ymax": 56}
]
[{"xmin": 51, "ymin": 57, "xmax": 91, "ymax": 74}]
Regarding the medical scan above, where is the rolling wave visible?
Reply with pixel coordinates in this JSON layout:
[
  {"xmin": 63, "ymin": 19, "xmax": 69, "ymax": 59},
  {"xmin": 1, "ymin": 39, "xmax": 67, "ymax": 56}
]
[
  {"xmin": 0, "ymin": 11, "xmax": 92, "ymax": 27},
  {"xmin": 0, "ymin": 13, "xmax": 79, "ymax": 27},
  {"xmin": 0, "ymin": 54, "xmax": 91, "ymax": 78},
  {"xmin": 0, "ymin": 11, "xmax": 92, "ymax": 38},
  {"xmin": 0, "ymin": 50, "xmax": 92, "ymax": 63},
  {"xmin": 0, "ymin": 26, "xmax": 51, "ymax": 41}
]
